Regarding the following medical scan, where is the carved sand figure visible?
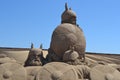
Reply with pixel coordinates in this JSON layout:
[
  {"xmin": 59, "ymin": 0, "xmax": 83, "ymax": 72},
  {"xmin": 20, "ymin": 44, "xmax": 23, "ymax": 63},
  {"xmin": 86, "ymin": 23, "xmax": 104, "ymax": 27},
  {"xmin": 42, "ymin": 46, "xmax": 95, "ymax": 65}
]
[
  {"xmin": 24, "ymin": 43, "xmax": 45, "ymax": 67},
  {"xmin": 47, "ymin": 3, "xmax": 86, "ymax": 62},
  {"xmin": 0, "ymin": 62, "xmax": 27, "ymax": 80},
  {"xmin": 63, "ymin": 47, "xmax": 79, "ymax": 62},
  {"xmin": 25, "ymin": 66, "xmax": 42, "ymax": 80},
  {"xmin": 90, "ymin": 64, "xmax": 120, "ymax": 80},
  {"xmin": 1, "ymin": 3, "xmax": 120, "ymax": 80},
  {"xmin": 63, "ymin": 47, "xmax": 85, "ymax": 65},
  {"xmin": 35, "ymin": 62, "xmax": 90, "ymax": 80},
  {"xmin": 75, "ymin": 65, "xmax": 91, "ymax": 80}
]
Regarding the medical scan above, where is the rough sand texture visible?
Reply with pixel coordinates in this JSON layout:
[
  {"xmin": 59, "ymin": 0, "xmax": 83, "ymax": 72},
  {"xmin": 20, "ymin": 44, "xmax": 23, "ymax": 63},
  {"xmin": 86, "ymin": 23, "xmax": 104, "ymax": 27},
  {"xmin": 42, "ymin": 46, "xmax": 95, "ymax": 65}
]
[{"xmin": 0, "ymin": 48, "xmax": 120, "ymax": 65}]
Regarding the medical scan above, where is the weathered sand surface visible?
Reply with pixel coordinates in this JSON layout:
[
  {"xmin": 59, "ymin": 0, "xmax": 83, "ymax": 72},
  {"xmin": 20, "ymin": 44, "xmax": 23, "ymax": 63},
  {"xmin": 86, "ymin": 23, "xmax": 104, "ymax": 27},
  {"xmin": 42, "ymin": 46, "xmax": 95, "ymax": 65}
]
[
  {"xmin": 0, "ymin": 48, "xmax": 48, "ymax": 65},
  {"xmin": 86, "ymin": 53, "xmax": 120, "ymax": 64},
  {"xmin": 0, "ymin": 50, "xmax": 29, "ymax": 65},
  {"xmin": 0, "ymin": 48, "xmax": 120, "ymax": 65}
]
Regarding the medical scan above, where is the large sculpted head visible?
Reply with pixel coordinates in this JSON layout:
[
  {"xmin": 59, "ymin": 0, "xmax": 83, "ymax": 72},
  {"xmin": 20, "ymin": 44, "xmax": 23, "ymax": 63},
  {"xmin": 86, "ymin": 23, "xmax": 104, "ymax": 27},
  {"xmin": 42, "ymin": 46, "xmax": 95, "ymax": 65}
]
[{"xmin": 24, "ymin": 43, "xmax": 45, "ymax": 67}]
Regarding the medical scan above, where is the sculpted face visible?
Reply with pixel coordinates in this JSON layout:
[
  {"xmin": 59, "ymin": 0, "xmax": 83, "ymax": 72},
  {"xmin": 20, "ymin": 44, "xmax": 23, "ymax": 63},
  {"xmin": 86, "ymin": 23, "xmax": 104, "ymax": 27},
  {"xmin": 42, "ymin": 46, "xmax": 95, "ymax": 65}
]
[
  {"xmin": 24, "ymin": 44, "xmax": 45, "ymax": 67},
  {"xmin": 27, "ymin": 49, "xmax": 43, "ymax": 66}
]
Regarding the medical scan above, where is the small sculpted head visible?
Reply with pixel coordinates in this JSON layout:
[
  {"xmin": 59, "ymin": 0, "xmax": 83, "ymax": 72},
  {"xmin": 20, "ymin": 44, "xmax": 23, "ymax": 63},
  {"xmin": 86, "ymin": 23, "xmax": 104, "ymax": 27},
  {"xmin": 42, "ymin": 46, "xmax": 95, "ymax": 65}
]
[
  {"xmin": 62, "ymin": 46, "xmax": 84, "ymax": 65},
  {"xmin": 61, "ymin": 3, "xmax": 77, "ymax": 25},
  {"xmin": 24, "ymin": 43, "xmax": 45, "ymax": 67}
]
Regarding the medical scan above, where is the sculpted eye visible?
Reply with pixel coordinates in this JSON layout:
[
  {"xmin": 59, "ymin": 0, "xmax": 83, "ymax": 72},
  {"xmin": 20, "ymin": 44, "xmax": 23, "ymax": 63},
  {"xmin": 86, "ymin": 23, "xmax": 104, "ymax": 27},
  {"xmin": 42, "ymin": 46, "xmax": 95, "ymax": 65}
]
[{"xmin": 38, "ymin": 54, "xmax": 41, "ymax": 56}]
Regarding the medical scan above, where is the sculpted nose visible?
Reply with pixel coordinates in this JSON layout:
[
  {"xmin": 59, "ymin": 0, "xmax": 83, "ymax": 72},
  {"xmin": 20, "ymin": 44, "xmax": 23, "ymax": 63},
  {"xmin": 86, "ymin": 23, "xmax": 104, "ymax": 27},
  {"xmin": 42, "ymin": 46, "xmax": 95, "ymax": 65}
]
[{"xmin": 35, "ymin": 56, "xmax": 39, "ymax": 59}]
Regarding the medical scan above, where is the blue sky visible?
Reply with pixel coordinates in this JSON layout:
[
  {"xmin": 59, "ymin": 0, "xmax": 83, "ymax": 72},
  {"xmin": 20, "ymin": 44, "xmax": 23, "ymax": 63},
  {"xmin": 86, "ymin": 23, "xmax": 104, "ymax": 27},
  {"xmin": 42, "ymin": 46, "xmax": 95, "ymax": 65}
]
[{"xmin": 0, "ymin": 0, "xmax": 120, "ymax": 53}]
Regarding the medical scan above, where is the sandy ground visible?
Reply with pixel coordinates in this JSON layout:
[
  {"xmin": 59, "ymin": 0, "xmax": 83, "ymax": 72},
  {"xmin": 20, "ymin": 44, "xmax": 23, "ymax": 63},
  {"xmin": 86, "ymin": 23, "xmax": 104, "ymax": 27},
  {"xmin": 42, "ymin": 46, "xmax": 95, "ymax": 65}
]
[
  {"xmin": 0, "ymin": 48, "xmax": 48, "ymax": 65},
  {"xmin": 86, "ymin": 53, "xmax": 120, "ymax": 64},
  {"xmin": 0, "ymin": 48, "xmax": 120, "ymax": 65}
]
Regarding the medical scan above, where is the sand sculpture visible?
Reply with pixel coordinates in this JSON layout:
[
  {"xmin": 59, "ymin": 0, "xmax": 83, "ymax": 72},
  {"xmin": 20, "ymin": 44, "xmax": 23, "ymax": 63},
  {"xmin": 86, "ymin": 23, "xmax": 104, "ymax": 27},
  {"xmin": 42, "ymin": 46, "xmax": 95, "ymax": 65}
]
[
  {"xmin": 25, "ymin": 66, "xmax": 42, "ymax": 80},
  {"xmin": 90, "ymin": 65, "xmax": 120, "ymax": 80},
  {"xmin": 35, "ymin": 62, "xmax": 90, "ymax": 80},
  {"xmin": 0, "ymin": 3, "xmax": 120, "ymax": 80},
  {"xmin": 24, "ymin": 43, "xmax": 45, "ymax": 67},
  {"xmin": 0, "ymin": 63, "xmax": 26, "ymax": 80},
  {"xmin": 46, "ymin": 3, "xmax": 86, "ymax": 63}
]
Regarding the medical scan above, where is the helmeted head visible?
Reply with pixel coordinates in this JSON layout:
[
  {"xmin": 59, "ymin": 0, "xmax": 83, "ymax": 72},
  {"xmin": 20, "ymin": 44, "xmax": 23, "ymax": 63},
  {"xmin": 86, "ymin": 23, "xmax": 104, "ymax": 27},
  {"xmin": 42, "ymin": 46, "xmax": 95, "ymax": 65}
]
[
  {"xmin": 61, "ymin": 3, "xmax": 77, "ymax": 25},
  {"xmin": 62, "ymin": 47, "xmax": 84, "ymax": 65},
  {"xmin": 24, "ymin": 43, "xmax": 45, "ymax": 67},
  {"xmin": 63, "ymin": 47, "xmax": 79, "ymax": 62}
]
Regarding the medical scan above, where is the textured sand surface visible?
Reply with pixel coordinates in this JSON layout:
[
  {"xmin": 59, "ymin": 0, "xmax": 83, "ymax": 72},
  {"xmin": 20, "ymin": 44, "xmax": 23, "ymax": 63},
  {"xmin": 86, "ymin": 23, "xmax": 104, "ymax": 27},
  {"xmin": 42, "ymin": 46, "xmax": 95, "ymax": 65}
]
[{"xmin": 0, "ymin": 47, "xmax": 120, "ymax": 65}]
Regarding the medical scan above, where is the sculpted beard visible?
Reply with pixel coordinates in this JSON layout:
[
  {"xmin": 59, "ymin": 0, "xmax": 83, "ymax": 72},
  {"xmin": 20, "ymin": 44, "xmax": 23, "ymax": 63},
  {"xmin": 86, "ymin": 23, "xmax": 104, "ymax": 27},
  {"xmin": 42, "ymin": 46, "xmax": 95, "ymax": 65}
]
[{"xmin": 29, "ymin": 58, "xmax": 42, "ymax": 66}]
